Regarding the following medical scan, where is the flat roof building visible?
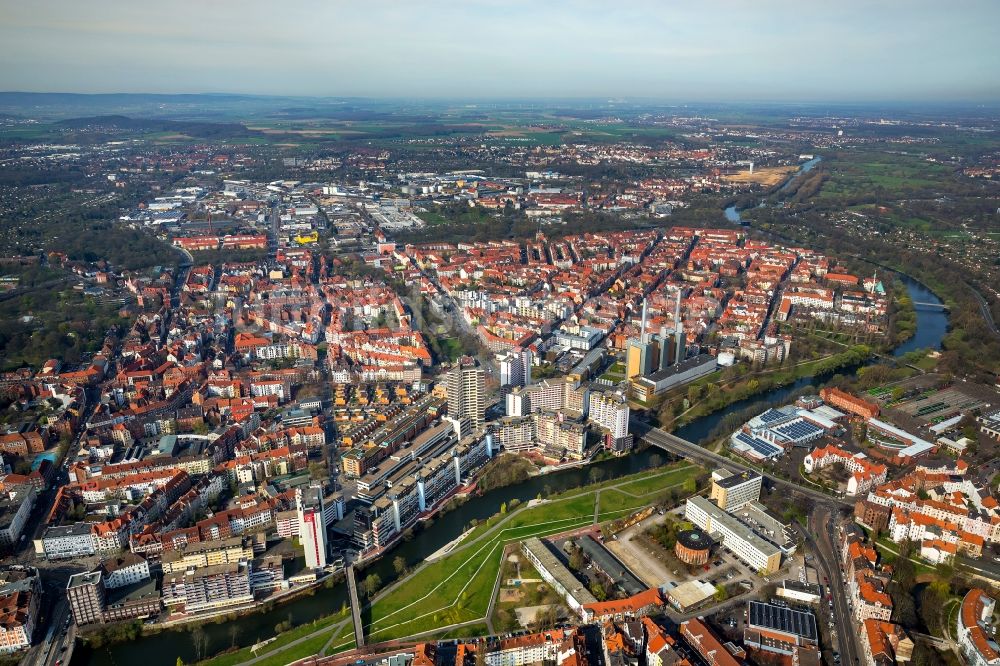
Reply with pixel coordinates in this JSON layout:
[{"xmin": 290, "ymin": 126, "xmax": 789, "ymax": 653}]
[
  {"xmin": 521, "ymin": 537, "xmax": 597, "ymax": 621},
  {"xmin": 685, "ymin": 496, "xmax": 782, "ymax": 575},
  {"xmin": 575, "ymin": 535, "xmax": 645, "ymax": 597},
  {"xmin": 632, "ymin": 354, "xmax": 717, "ymax": 402},
  {"xmin": 710, "ymin": 469, "xmax": 762, "ymax": 512}
]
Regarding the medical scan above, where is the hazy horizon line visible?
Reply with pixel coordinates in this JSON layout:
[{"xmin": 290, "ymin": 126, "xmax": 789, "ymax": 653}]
[{"xmin": 2, "ymin": 90, "xmax": 1000, "ymax": 109}]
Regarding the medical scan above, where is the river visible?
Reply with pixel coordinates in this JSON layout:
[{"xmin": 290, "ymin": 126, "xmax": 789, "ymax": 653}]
[
  {"xmin": 77, "ymin": 274, "xmax": 946, "ymax": 666},
  {"xmin": 725, "ymin": 156, "xmax": 822, "ymax": 224}
]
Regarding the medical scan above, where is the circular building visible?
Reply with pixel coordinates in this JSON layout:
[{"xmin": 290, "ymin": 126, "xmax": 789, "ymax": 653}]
[{"xmin": 675, "ymin": 528, "xmax": 712, "ymax": 566}]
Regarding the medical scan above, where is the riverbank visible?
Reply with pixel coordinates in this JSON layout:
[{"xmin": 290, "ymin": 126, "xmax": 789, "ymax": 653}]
[{"xmin": 658, "ymin": 344, "xmax": 872, "ymax": 432}]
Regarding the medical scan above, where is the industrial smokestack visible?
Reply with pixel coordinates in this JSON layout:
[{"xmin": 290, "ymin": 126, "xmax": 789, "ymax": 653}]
[
  {"xmin": 640, "ymin": 297, "xmax": 649, "ymax": 345},
  {"xmin": 674, "ymin": 290, "xmax": 684, "ymax": 365},
  {"xmin": 659, "ymin": 324, "xmax": 669, "ymax": 371}
]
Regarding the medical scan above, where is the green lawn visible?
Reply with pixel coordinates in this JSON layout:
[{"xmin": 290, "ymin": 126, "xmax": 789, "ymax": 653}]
[
  {"xmin": 875, "ymin": 537, "xmax": 938, "ymax": 575},
  {"xmin": 364, "ymin": 462, "xmax": 701, "ymax": 641},
  {"xmin": 429, "ymin": 623, "xmax": 491, "ymax": 640},
  {"xmin": 250, "ymin": 633, "xmax": 339, "ymax": 666},
  {"xmin": 612, "ymin": 465, "xmax": 699, "ymax": 496}
]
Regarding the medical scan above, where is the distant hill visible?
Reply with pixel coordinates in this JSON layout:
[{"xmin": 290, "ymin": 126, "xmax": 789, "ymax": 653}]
[
  {"xmin": 0, "ymin": 91, "xmax": 359, "ymax": 122},
  {"xmin": 54, "ymin": 114, "xmax": 258, "ymax": 138}
]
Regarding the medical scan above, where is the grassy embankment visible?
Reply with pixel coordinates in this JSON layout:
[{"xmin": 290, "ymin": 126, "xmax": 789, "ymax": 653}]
[{"xmin": 364, "ymin": 462, "xmax": 702, "ymax": 642}]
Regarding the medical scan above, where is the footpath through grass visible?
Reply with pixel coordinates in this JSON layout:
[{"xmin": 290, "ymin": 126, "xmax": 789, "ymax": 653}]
[
  {"xmin": 196, "ymin": 609, "xmax": 350, "ymax": 666},
  {"xmin": 364, "ymin": 462, "xmax": 702, "ymax": 642}
]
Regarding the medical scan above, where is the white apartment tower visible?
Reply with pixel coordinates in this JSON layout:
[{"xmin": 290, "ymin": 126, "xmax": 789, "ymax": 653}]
[
  {"xmin": 588, "ymin": 391, "xmax": 630, "ymax": 441},
  {"xmin": 497, "ymin": 348, "xmax": 533, "ymax": 388},
  {"xmin": 445, "ymin": 357, "xmax": 486, "ymax": 432}
]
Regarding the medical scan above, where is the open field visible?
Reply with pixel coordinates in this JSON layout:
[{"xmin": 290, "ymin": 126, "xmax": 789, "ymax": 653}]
[
  {"xmin": 721, "ymin": 165, "xmax": 797, "ymax": 186},
  {"xmin": 815, "ymin": 149, "xmax": 956, "ymax": 203}
]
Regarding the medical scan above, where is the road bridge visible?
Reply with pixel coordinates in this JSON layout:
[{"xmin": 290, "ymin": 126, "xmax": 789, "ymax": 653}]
[
  {"xmin": 345, "ymin": 564, "xmax": 366, "ymax": 648},
  {"xmin": 633, "ymin": 420, "xmax": 853, "ymax": 508}
]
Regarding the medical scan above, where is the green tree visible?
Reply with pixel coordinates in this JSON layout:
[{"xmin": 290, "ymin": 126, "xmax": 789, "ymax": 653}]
[
  {"xmin": 393, "ymin": 556, "xmax": 406, "ymax": 576},
  {"xmin": 363, "ymin": 573, "xmax": 382, "ymax": 598}
]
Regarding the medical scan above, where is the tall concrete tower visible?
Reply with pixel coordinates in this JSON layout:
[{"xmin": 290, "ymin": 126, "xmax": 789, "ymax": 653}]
[
  {"xmin": 674, "ymin": 290, "xmax": 684, "ymax": 365},
  {"xmin": 658, "ymin": 323, "xmax": 671, "ymax": 371},
  {"xmin": 639, "ymin": 297, "xmax": 650, "ymax": 345}
]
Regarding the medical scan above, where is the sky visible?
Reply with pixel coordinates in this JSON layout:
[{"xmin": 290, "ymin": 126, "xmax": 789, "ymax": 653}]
[{"xmin": 1, "ymin": 0, "xmax": 999, "ymax": 102}]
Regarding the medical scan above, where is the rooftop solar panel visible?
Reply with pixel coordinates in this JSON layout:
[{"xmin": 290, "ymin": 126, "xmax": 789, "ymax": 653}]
[{"xmin": 748, "ymin": 601, "xmax": 818, "ymax": 640}]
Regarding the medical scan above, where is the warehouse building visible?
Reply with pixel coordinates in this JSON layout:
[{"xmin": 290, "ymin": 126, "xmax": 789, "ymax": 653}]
[{"xmin": 743, "ymin": 600, "xmax": 818, "ymax": 656}]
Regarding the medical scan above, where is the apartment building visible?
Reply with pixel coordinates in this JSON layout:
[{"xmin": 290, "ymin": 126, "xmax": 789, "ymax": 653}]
[
  {"xmin": 160, "ymin": 537, "xmax": 254, "ymax": 574},
  {"xmin": 859, "ymin": 619, "xmax": 914, "ymax": 666},
  {"xmin": 102, "ymin": 553, "xmax": 151, "ymax": 589},
  {"xmin": 505, "ymin": 377, "xmax": 588, "ymax": 418},
  {"xmin": 162, "ymin": 562, "xmax": 253, "ymax": 614},
  {"xmin": 0, "ymin": 568, "xmax": 40, "ymax": 654},
  {"xmin": 0, "ymin": 485, "xmax": 35, "ymax": 547},
  {"xmin": 588, "ymin": 390, "xmax": 630, "ymax": 442},
  {"xmin": 851, "ymin": 573, "xmax": 894, "ymax": 623},
  {"xmin": 958, "ymin": 589, "xmax": 1000, "ymax": 666},
  {"xmin": 67, "ymin": 571, "xmax": 106, "ymax": 625},
  {"xmin": 497, "ymin": 348, "xmax": 532, "ymax": 388},
  {"xmin": 804, "ymin": 444, "xmax": 887, "ymax": 496},
  {"xmin": 67, "ymin": 569, "xmax": 161, "ymax": 625},
  {"xmin": 41, "ymin": 523, "xmax": 96, "ymax": 559},
  {"xmin": 680, "ymin": 617, "xmax": 744, "ymax": 666},
  {"xmin": 485, "ymin": 628, "xmax": 586, "ymax": 666},
  {"xmin": 444, "ymin": 358, "xmax": 485, "ymax": 432},
  {"xmin": 297, "ymin": 485, "xmax": 328, "ymax": 569}
]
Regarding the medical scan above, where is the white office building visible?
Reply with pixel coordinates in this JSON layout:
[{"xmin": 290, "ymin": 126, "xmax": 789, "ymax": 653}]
[
  {"xmin": 709, "ymin": 469, "xmax": 763, "ymax": 512},
  {"xmin": 297, "ymin": 485, "xmax": 328, "ymax": 569},
  {"xmin": 685, "ymin": 496, "xmax": 782, "ymax": 575}
]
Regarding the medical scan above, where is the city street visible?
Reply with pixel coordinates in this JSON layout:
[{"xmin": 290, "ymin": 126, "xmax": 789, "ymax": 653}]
[{"xmin": 807, "ymin": 507, "xmax": 860, "ymax": 666}]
